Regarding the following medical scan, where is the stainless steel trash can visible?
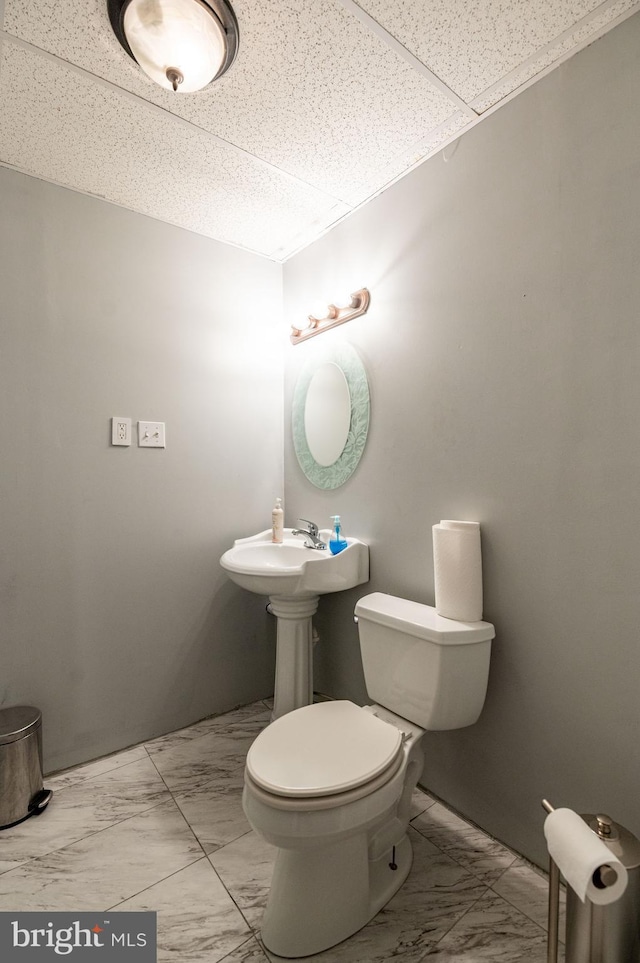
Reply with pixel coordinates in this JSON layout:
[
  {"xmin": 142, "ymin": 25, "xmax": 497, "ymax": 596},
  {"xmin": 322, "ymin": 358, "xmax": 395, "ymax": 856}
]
[
  {"xmin": 0, "ymin": 706, "xmax": 52, "ymax": 829},
  {"xmin": 566, "ymin": 814, "xmax": 640, "ymax": 963}
]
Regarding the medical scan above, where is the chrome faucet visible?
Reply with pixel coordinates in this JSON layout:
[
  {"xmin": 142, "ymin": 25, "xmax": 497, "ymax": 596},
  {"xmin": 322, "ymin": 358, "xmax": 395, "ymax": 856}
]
[{"xmin": 292, "ymin": 518, "xmax": 327, "ymax": 550}]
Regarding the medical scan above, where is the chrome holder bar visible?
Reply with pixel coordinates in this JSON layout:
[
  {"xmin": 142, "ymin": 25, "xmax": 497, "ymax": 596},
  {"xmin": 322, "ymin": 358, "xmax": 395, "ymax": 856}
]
[{"xmin": 542, "ymin": 799, "xmax": 560, "ymax": 963}]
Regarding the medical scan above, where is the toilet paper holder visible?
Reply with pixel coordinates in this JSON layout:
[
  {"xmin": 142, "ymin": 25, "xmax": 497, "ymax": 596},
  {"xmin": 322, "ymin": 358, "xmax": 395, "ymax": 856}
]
[
  {"xmin": 541, "ymin": 798, "xmax": 638, "ymax": 963},
  {"xmin": 542, "ymin": 799, "xmax": 562, "ymax": 963}
]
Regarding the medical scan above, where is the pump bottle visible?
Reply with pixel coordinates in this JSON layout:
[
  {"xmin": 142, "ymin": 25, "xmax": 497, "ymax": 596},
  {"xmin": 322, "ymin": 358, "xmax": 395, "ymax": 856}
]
[
  {"xmin": 272, "ymin": 498, "xmax": 284, "ymax": 543},
  {"xmin": 329, "ymin": 515, "xmax": 348, "ymax": 555}
]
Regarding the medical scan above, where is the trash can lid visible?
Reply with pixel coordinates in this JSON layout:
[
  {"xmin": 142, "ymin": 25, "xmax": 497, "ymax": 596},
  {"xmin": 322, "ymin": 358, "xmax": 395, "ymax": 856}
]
[{"xmin": 0, "ymin": 706, "xmax": 42, "ymax": 744}]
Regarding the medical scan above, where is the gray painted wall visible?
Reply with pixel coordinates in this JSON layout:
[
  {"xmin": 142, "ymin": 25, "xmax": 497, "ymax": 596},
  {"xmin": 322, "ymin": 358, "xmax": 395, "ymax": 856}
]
[
  {"xmin": 1, "ymin": 169, "xmax": 283, "ymax": 773},
  {"xmin": 283, "ymin": 15, "xmax": 640, "ymax": 867}
]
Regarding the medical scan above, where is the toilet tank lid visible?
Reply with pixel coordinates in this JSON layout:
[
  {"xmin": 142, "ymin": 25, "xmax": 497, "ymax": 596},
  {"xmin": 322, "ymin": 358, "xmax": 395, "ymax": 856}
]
[{"xmin": 354, "ymin": 593, "xmax": 495, "ymax": 644}]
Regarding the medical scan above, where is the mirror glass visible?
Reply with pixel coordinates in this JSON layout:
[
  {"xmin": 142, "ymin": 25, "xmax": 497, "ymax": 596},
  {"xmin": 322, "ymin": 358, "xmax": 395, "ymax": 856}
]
[
  {"xmin": 304, "ymin": 363, "xmax": 351, "ymax": 466},
  {"xmin": 292, "ymin": 342, "xmax": 370, "ymax": 490}
]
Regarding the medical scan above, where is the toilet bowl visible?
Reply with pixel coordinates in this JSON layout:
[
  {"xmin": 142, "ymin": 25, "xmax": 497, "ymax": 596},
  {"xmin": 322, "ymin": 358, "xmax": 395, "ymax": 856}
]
[{"xmin": 242, "ymin": 592, "xmax": 495, "ymax": 958}]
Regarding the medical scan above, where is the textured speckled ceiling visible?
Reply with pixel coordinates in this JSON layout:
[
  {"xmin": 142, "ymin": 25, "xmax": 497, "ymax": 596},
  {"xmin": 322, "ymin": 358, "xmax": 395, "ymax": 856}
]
[{"xmin": 0, "ymin": 0, "xmax": 638, "ymax": 259}]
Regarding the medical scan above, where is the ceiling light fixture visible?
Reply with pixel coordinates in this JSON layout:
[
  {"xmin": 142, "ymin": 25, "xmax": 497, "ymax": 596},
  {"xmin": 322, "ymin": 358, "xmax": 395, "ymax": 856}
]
[
  {"xmin": 291, "ymin": 289, "xmax": 371, "ymax": 345},
  {"xmin": 108, "ymin": 0, "xmax": 239, "ymax": 93}
]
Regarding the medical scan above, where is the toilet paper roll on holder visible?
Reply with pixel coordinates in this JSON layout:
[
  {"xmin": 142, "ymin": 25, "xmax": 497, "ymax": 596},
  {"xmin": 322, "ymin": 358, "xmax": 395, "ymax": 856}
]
[{"xmin": 541, "ymin": 798, "xmax": 620, "ymax": 963}]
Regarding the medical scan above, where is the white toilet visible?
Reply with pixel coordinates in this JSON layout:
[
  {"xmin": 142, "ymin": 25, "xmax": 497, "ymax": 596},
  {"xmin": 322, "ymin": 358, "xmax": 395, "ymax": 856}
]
[{"xmin": 242, "ymin": 592, "xmax": 495, "ymax": 958}]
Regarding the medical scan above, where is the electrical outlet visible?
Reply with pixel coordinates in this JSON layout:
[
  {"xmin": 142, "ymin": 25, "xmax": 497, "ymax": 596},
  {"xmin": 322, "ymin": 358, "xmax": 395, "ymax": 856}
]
[
  {"xmin": 138, "ymin": 421, "xmax": 166, "ymax": 448},
  {"xmin": 111, "ymin": 417, "xmax": 132, "ymax": 446}
]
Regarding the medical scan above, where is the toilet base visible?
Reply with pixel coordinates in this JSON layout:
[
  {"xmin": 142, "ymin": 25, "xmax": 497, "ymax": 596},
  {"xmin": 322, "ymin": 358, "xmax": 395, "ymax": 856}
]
[{"xmin": 261, "ymin": 832, "xmax": 413, "ymax": 958}]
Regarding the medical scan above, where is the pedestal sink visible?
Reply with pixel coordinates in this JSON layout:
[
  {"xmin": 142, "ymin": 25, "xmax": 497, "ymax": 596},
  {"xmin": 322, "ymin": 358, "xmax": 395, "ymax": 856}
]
[{"xmin": 220, "ymin": 529, "xmax": 369, "ymax": 719}]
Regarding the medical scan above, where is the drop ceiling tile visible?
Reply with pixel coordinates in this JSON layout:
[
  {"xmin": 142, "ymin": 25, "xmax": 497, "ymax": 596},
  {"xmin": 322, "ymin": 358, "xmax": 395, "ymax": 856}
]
[
  {"xmin": 3, "ymin": 0, "xmax": 177, "ymax": 103},
  {"xmin": 353, "ymin": 0, "xmax": 612, "ymax": 103},
  {"xmin": 3, "ymin": 0, "xmax": 461, "ymax": 202},
  {"xmin": 193, "ymin": 0, "xmax": 462, "ymax": 199},
  {"xmin": 470, "ymin": 0, "xmax": 640, "ymax": 112},
  {"xmin": 342, "ymin": 111, "xmax": 471, "ymax": 208},
  {"xmin": 0, "ymin": 40, "xmax": 350, "ymax": 258}
]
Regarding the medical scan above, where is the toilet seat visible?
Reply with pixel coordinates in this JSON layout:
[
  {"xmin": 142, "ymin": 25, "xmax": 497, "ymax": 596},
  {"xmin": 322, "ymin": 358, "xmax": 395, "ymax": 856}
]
[
  {"xmin": 246, "ymin": 700, "xmax": 403, "ymax": 799},
  {"xmin": 245, "ymin": 751, "xmax": 404, "ymax": 812}
]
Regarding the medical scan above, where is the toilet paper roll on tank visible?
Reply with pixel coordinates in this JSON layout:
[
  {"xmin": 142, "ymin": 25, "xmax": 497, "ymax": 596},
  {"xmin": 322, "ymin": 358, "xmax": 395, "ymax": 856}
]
[{"xmin": 432, "ymin": 520, "xmax": 483, "ymax": 622}]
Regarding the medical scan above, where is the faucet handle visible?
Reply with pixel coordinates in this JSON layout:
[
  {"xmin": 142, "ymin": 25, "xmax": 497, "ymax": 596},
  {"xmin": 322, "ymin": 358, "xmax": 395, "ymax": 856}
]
[{"xmin": 298, "ymin": 518, "xmax": 319, "ymax": 536}]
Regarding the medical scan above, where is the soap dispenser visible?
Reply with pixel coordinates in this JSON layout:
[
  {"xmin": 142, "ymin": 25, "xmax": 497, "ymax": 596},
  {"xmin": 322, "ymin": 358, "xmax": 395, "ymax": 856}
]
[
  {"xmin": 329, "ymin": 515, "xmax": 348, "ymax": 555},
  {"xmin": 272, "ymin": 498, "xmax": 284, "ymax": 543}
]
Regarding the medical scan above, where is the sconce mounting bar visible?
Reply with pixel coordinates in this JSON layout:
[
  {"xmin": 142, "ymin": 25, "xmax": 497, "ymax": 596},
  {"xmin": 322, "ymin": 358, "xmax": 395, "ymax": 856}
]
[{"xmin": 291, "ymin": 289, "xmax": 370, "ymax": 345}]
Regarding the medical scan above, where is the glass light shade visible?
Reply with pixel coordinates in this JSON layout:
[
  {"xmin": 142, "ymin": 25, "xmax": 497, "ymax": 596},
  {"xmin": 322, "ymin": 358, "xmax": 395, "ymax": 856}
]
[
  {"xmin": 309, "ymin": 299, "xmax": 330, "ymax": 320},
  {"xmin": 123, "ymin": 0, "xmax": 227, "ymax": 92}
]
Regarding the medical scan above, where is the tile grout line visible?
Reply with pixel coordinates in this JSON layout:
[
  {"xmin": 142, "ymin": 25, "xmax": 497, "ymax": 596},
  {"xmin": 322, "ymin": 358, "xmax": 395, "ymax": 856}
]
[
  {"xmin": 46, "ymin": 750, "xmax": 152, "ymax": 791},
  {"xmin": 143, "ymin": 744, "xmax": 210, "ymax": 860},
  {"xmin": 0, "ymin": 795, "xmax": 178, "ymax": 871},
  {"xmin": 488, "ymin": 861, "xmax": 564, "ymax": 941},
  {"xmin": 409, "ymin": 820, "xmax": 520, "ymax": 889},
  {"xmin": 218, "ymin": 935, "xmax": 268, "ymax": 963},
  {"xmin": 421, "ymin": 885, "xmax": 493, "ymax": 957},
  {"xmin": 206, "ymin": 830, "xmax": 265, "ymax": 938},
  {"xmin": 104, "ymin": 853, "xmax": 211, "ymax": 913}
]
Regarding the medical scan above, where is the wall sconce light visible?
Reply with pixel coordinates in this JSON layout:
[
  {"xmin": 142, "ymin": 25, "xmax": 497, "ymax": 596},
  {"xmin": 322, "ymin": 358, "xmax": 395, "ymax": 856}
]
[
  {"xmin": 108, "ymin": 0, "xmax": 239, "ymax": 93},
  {"xmin": 291, "ymin": 289, "xmax": 370, "ymax": 345}
]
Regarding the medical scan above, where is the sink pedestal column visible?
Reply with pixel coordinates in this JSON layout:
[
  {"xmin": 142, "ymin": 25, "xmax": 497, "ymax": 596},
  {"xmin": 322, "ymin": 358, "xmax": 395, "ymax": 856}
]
[{"xmin": 268, "ymin": 595, "xmax": 319, "ymax": 721}]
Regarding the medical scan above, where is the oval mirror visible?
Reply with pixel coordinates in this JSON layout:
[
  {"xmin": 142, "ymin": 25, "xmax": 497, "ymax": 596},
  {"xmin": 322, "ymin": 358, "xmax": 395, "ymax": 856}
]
[
  {"xmin": 292, "ymin": 342, "xmax": 370, "ymax": 490},
  {"xmin": 304, "ymin": 363, "xmax": 351, "ymax": 466}
]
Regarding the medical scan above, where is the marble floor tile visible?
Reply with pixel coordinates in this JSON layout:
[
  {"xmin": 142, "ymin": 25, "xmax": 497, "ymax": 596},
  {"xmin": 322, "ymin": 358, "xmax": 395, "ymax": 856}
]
[
  {"xmin": 412, "ymin": 787, "xmax": 437, "ymax": 819},
  {"xmin": 149, "ymin": 716, "xmax": 270, "ymax": 793},
  {"xmin": 145, "ymin": 703, "xmax": 271, "ymax": 758},
  {"xmin": 209, "ymin": 830, "xmax": 276, "ymax": 931},
  {"xmin": 242, "ymin": 829, "xmax": 488, "ymax": 963},
  {"xmin": 0, "ymin": 859, "xmax": 29, "ymax": 874},
  {"xmin": 46, "ymin": 745, "xmax": 150, "ymax": 790},
  {"xmin": 0, "ymin": 756, "xmax": 171, "ymax": 863},
  {"xmin": 221, "ymin": 937, "xmax": 271, "ymax": 962},
  {"xmin": 0, "ymin": 800, "xmax": 203, "ymax": 911},
  {"xmin": 412, "ymin": 802, "xmax": 518, "ymax": 885},
  {"xmin": 0, "ymin": 699, "xmax": 559, "ymax": 963},
  {"xmin": 114, "ymin": 855, "xmax": 251, "ymax": 963},
  {"xmin": 492, "ymin": 860, "xmax": 565, "ymax": 941},
  {"xmin": 419, "ymin": 887, "xmax": 549, "ymax": 961},
  {"xmin": 173, "ymin": 766, "xmax": 250, "ymax": 854}
]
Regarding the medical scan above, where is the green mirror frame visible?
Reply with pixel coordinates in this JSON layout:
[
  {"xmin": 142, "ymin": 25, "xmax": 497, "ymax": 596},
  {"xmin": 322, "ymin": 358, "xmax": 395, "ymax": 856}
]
[{"xmin": 292, "ymin": 342, "xmax": 370, "ymax": 490}]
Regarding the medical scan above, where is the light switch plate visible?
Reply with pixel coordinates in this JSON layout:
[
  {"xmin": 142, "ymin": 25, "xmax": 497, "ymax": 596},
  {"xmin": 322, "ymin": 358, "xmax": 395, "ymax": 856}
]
[
  {"xmin": 111, "ymin": 417, "xmax": 132, "ymax": 446},
  {"xmin": 138, "ymin": 421, "xmax": 166, "ymax": 448}
]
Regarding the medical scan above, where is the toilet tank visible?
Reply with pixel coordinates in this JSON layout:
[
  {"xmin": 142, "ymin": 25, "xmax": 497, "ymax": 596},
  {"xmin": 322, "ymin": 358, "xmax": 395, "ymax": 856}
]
[{"xmin": 354, "ymin": 593, "xmax": 495, "ymax": 730}]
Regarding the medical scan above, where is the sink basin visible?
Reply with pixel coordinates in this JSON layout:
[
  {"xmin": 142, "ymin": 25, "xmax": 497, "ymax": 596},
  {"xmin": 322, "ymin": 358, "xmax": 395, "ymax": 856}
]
[
  {"xmin": 220, "ymin": 529, "xmax": 369, "ymax": 598},
  {"xmin": 220, "ymin": 528, "xmax": 369, "ymax": 720}
]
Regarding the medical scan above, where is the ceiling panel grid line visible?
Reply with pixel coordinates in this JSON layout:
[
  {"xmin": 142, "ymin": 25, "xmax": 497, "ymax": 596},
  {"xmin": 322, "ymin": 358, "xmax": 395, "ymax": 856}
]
[
  {"xmin": 335, "ymin": 0, "xmax": 478, "ymax": 119},
  {"xmin": 470, "ymin": 0, "xmax": 640, "ymax": 111},
  {"xmin": 0, "ymin": 30, "xmax": 351, "ymax": 208}
]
